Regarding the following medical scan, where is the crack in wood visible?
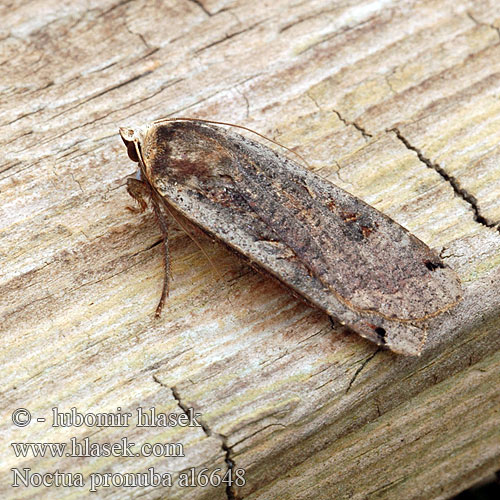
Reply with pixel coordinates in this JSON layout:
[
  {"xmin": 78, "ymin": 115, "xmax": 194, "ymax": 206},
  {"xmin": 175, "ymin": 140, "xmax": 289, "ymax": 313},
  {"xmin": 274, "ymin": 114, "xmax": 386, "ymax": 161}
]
[
  {"xmin": 96, "ymin": 0, "xmax": 136, "ymax": 20},
  {"xmin": 124, "ymin": 17, "xmax": 151, "ymax": 50},
  {"xmin": 466, "ymin": 11, "xmax": 500, "ymax": 42},
  {"xmin": 49, "ymin": 70, "xmax": 154, "ymax": 122},
  {"xmin": 390, "ymin": 128, "xmax": 499, "ymax": 232},
  {"xmin": 153, "ymin": 376, "xmax": 237, "ymax": 500},
  {"xmin": 297, "ymin": 16, "xmax": 377, "ymax": 55},
  {"xmin": 165, "ymin": 73, "xmax": 264, "ymax": 118},
  {"xmin": 195, "ymin": 22, "xmax": 263, "ymax": 54},
  {"xmin": 346, "ymin": 348, "xmax": 380, "ymax": 394},
  {"xmin": 186, "ymin": 0, "xmax": 213, "ymax": 17},
  {"xmin": 1, "ymin": 108, "xmax": 43, "ymax": 127},
  {"xmin": 332, "ymin": 109, "xmax": 372, "ymax": 140},
  {"xmin": 68, "ymin": 77, "xmax": 185, "ymax": 131},
  {"xmin": 307, "ymin": 92, "xmax": 372, "ymax": 140}
]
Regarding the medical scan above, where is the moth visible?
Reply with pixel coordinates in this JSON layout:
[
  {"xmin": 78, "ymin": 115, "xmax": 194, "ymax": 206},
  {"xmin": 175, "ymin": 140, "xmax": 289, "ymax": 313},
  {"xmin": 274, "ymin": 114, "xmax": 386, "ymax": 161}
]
[{"xmin": 119, "ymin": 118, "xmax": 462, "ymax": 356}]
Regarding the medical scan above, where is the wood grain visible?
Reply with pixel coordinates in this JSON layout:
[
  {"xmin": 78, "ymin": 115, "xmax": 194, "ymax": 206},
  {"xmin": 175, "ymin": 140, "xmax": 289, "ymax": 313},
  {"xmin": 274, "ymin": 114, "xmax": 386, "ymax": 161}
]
[{"xmin": 1, "ymin": 0, "xmax": 499, "ymax": 499}]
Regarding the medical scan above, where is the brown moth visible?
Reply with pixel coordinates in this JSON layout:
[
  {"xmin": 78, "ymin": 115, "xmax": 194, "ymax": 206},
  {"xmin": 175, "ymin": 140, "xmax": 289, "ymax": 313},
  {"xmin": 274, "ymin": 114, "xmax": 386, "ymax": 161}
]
[{"xmin": 119, "ymin": 118, "xmax": 462, "ymax": 356}]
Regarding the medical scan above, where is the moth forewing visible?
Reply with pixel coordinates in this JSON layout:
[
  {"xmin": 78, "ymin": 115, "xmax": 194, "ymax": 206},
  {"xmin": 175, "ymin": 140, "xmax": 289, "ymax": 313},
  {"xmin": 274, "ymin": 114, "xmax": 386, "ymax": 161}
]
[{"xmin": 120, "ymin": 119, "xmax": 462, "ymax": 356}]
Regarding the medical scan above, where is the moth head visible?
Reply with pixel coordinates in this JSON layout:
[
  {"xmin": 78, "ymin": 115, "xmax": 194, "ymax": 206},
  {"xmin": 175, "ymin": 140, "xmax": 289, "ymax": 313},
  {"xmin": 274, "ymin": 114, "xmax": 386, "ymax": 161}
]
[{"xmin": 119, "ymin": 127, "xmax": 140, "ymax": 163}]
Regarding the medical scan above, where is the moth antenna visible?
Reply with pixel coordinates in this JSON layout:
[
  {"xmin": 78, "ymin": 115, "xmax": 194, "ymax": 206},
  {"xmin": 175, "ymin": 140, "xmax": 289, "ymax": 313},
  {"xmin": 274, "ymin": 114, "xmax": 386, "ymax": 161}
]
[
  {"xmin": 152, "ymin": 116, "xmax": 311, "ymax": 169},
  {"xmin": 159, "ymin": 199, "xmax": 235, "ymax": 308}
]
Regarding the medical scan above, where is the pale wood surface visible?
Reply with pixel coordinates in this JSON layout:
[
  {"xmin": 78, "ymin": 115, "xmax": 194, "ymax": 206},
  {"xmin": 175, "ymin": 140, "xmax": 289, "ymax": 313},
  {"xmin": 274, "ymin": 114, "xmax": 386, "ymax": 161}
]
[{"xmin": 1, "ymin": 0, "xmax": 500, "ymax": 499}]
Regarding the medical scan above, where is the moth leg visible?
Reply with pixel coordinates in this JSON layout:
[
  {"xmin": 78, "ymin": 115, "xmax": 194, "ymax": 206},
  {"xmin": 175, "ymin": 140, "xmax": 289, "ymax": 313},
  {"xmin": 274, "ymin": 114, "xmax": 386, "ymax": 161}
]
[
  {"xmin": 126, "ymin": 177, "xmax": 150, "ymax": 213},
  {"xmin": 127, "ymin": 177, "xmax": 171, "ymax": 316},
  {"xmin": 150, "ymin": 195, "xmax": 171, "ymax": 317}
]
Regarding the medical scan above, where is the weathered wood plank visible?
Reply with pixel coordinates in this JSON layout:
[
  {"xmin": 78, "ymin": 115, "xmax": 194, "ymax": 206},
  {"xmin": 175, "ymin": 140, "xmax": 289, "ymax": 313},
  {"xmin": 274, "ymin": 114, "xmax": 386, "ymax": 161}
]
[{"xmin": 1, "ymin": 0, "xmax": 499, "ymax": 499}]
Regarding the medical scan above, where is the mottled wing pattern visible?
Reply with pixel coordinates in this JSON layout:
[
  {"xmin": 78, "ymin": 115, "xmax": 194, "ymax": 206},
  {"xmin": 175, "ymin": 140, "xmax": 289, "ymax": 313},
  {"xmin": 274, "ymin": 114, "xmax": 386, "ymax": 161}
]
[{"xmin": 134, "ymin": 121, "xmax": 462, "ymax": 355}]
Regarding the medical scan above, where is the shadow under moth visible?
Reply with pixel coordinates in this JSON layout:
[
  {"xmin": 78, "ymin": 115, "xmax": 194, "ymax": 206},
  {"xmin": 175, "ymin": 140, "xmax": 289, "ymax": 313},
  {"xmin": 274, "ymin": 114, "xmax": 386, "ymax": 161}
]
[{"xmin": 119, "ymin": 118, "xmax": 462, "ymax": 356}]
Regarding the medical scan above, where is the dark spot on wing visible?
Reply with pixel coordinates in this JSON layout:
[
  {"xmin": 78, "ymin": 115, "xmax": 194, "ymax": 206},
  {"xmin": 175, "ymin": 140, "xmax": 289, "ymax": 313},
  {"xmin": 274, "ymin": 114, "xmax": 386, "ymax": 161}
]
[{"xmin": 424, "ymin": 260, "xmax": 446, "ymax": 271}]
